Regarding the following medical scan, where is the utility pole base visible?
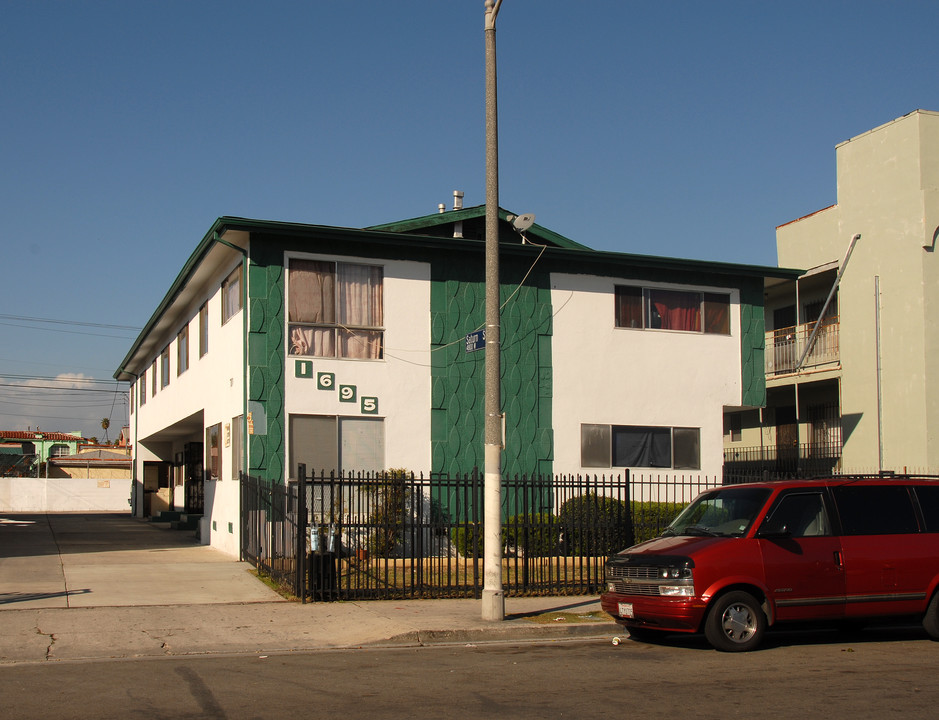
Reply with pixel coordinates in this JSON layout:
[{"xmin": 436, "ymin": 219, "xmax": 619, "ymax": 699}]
[{"xmin": 482, "ymin": 588, "xmax": 505, "ymax": 621}]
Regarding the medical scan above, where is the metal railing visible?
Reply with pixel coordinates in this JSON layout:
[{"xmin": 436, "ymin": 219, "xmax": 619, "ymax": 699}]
[
  {"xmin": 241, "ymin": 469, "xmax": 718, "ymax": 602},
  {"xmin": 766, "ymin": 316, "xmax": 840, "ymax": 375},
  {"xmin": 723, "ymin": 442, "xmax": 842, "ymax": 483}
]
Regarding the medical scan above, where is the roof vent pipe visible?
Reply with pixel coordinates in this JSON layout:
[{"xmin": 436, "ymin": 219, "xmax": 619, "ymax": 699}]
[
  {"xmin": 438, "ymin": 203, "xmax": 446, "ymax": 214},
  {"xmin": 453, "ymin": 190, "xmax": 464, "ymax": 211}
]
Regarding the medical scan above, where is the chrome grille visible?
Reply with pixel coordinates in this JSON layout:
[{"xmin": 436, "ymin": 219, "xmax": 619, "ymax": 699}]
[
  {"xmin": 609, "ymin": 565, "xmax": 660, "ymax": 580},
  {"xmin": 610, "ymin": 581, "xmax": 661, "ymax": 596}
]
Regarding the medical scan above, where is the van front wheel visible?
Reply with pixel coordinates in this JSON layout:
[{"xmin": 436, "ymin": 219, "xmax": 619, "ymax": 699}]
[
  {"xmin": 922, "ymin": 591, "xmax": 939, "ymax": 640},
  {"xmin": 704, "ymin": 591, "xmax": 766, "ymax": 652}
]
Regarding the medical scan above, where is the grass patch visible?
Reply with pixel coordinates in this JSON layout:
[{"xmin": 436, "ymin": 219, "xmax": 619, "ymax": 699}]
[{"xmin": 252, "ymin": 569, "xmax": 300, "ymax": 601}]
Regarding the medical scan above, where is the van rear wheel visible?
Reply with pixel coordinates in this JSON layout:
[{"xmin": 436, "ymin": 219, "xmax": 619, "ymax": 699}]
[
  {"xmin": 704, "ymin": 591, "xmax": 766, "ymax": 652},
  {"xmin": 923, "ymin": 591, "xmax": 939, "ymax": 640}
]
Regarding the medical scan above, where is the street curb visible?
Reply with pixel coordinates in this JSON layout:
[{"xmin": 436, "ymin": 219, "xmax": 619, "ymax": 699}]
[{"xmin": 368, "ymin": 622, "xmax": 621, "ymax": 647}]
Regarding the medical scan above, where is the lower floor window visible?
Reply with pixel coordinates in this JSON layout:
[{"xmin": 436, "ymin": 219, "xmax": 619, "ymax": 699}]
[
  {"xmin": 289, "ymin": 414, "xmax": 384, "ymax": 477},
  {"xmin": 582, "ymin": 423, "xmax": 700, "ymax": 470},
  {"xmin": 205, "ymin": 424, "xmax": 221, "ymax": 481}
]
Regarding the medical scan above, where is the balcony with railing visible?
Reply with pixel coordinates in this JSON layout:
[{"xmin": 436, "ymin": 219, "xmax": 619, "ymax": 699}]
[{"xmin": 765, "ymin": 316, "xmax": 840, "ymax": 375}]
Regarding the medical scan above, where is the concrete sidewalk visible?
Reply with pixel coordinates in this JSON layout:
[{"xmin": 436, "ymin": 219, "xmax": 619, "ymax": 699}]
[{"xmin": 0, "ymin": 514, "xmax": 617, "ymax": 664}]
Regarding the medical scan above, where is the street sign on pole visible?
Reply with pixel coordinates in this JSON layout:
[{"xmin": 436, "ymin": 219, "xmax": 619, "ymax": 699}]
[{"xmin": 465, "ymin": 330, "xmax": 486, "ymax": 353}]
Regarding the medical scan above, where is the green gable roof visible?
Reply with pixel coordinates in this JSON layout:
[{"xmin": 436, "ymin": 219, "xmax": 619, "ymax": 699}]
[{"xmin": 367, "ymin": 205, "xmax": 593, "ymax": 251}]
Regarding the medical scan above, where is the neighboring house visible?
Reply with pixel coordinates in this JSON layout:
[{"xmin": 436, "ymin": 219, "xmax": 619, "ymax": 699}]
[
  {"xmin": 48, "ymin": 446, "xmax": 132, "ymax": 480},
  {"xmin": 0, "ymin": 430, "xmax": 85, "ymax": 475},
  {"xmin": 115, "ymin": 205, "xmax": 798, "ymax": 556},
  {"xmin": 724, "ymin": 109, "xmax": 939, "ymax": 477}
]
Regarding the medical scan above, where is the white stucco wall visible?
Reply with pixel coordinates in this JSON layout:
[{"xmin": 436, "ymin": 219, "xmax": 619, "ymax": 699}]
[
  {"xmin": 131, "ymin": 256, "xmax": 246, "ymax": 556},
  {"xmin": 0, "ymin": 477, "xmax": 132, "ymax": 512},
  {"xmin": 283, "ymin": 253, "xmax": 432, "ymax": 477},
  {"xmin": 550, "ymin": 273, "xmax": 742, "ymax": 478}
]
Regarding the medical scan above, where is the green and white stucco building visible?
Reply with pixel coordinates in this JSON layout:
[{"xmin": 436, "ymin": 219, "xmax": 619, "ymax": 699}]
[{"xmin": 115, "ymin": 207, "xmax": 798, "ymax": 555}]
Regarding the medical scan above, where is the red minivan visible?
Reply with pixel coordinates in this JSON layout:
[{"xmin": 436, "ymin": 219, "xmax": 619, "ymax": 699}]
[{"xmin": 600, "ymin": 477, "xmax": 939, "ymax": 651}]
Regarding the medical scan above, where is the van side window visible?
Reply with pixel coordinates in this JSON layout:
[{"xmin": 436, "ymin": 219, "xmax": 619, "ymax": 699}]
[
  {"xmin": 832, "ymin": 485, "xmax": 918, "ymax": 535},
  {"xmin": 760, "ymin": 492, "xmax": 830, "ymax": 537},
  {"xmin": 914, "ymin": 485, "xmax": 939, "ymax": 532}
]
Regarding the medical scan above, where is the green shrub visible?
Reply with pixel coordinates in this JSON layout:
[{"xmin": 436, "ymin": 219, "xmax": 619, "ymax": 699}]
[
  {"xmin": 367, "ymin": 468, "xmax": 411, "ymax": 558},
  {"xmin": 451, "ymin": 523, "xmax": 483, "ymax": 558},
  {"xmin": 630, "ymin": 501, "xmax": 687, "ymax": 543},
  {"xmin": 503, "ymin": 513, "xmax": 561, "ymax": 557},
  {"xmin": 558, "ymin": 493, "xmax": 633, "ymax": 556}
]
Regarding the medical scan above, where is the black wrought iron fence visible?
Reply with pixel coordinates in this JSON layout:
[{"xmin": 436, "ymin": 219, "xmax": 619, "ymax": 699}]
[{"xmin": 240, "ymin": 468, "xmax": 718, "ymax": 602}]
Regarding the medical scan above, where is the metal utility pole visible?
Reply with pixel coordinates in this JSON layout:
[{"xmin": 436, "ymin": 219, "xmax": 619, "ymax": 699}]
[{"xmin": 482, "ymin": 0, "xmax": 505, "ymax": 622}]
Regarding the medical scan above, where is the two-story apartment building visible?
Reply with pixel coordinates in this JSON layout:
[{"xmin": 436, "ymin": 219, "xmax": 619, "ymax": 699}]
[
  {"xmin": 724, "ymin": 109, "xmax": 939, "ymax": 477},
  {"xmin": 116, "ymin": 206, "xmax": 798, "ymax": 556}
]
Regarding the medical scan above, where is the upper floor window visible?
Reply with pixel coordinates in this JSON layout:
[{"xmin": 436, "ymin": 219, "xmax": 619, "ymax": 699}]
[
  {"xmin": 615, "ymin": 286, "xmax": 730, "ymax": 334},
  {"xmin": 49, "ymin": 444, "xmax": 70, "ymax": 458},
  {"xmin": 151, "ymin": 360, "xmax": 157, "ymax": 395},
  {"xmin": 288, "ymin": 259, "xmax": 384, "ymax": 359},
  {"xmin": 130, "ymin": 383, "xmax": 135, "ymax": 413},
  {"xmin": 138, "ymin": 371, "xmax": 146, "ymax": 406},
  {"xmin": 222, "ymin": 265, "xmax": 243, "ymax": 325},
  {"xmin": 177, "ymin": 325, "xmax": 189, "ymax": 375},
  {"xmin": 160, "ymin": 346, "xmax": 170, "ymax": 388},
  {"xmin": 199, "ymin": 303, "xmax": 209, "ymax": 357}
]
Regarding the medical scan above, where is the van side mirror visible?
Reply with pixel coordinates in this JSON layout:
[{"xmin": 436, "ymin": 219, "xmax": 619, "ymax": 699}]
[{"xmin": 757, "ymin": 522, "xmax": 791, "ymax": 538}]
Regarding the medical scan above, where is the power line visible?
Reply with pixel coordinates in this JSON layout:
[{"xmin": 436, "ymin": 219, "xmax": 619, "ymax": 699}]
[{"xmin": 0, "ymin": 314, "xmax": 140, "ymax": 331}]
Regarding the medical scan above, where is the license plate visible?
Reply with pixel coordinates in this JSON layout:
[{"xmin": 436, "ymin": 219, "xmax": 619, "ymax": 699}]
[{"xmin": 618, "ymin": 602, "xmax": 634, "ymax": 618}]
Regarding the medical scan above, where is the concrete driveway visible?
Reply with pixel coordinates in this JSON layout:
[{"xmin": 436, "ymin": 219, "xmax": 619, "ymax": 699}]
[{"xmin": 0, "ymin": 513, "xmax": 283, "ymax": 609}]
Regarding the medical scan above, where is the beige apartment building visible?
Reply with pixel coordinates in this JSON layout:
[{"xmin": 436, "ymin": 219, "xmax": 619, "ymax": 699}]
[{"xmin": 725, "ymin": 109, "xmax": 939, "ymax": 477}]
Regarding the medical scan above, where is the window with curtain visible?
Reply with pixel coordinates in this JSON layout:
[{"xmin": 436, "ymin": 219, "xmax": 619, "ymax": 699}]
[
  {"xmin": 199, "ymin": 303, "xmax": 209, "ymax": 357},
  {"xmin": 289, "ymin": 414, "xmax": 385, "ymax": 477},
  {"xmin": 205, "ymin": 423, "xmax": 221, "ymax": 482},
  {"xmin": 615, "ymin": 286, "xmax": 730, "ymax": 335},
  {"xmin": 222, "ymin": 265, "xmax": 242, "ymax": 325},
  {"xmin": 160, "ymin": 346, "xmax": 170, "ymax": 388},
  {"xmin": 288, "ymin": 259, "xmax": 384, "ymax": 359},
  {"xmin": 582, "ymin": 423, "xmax": 701, "ymax": 469},
  {"xmin": 177, "ymin": 325, "xmax": 189, "ymax": 375}
]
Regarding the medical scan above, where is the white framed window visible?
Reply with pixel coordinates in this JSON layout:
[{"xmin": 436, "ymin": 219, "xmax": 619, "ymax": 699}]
[
  {"xmin": 615, "ymin": 286, "xmax": 730, "ymax": 334},
  {"xmin": 139, "ymin": 371, "xmax": 146, "ymax": 406},
  {"xmin": 222, "ymin": 265, "xmax": 243, "ymax": 325},
  {"xmin": 160, "ymin": 346, "xmax": 171, "ymax": 388},
  {"xmin": 287, "ymin": 259, "xmax": 384, "ymax": 359},
  {"xmin": 177, "ymin": 325, "xmax": 189, "ymax": 375},
  {"xmin": 288, "ymin": 414, "xmax": 385, "ymax": 477},
  {"xmin": 205, "ymin": 423, "xmax": 221, "ymax": 481},
  {"xmin": 199, "ymin": 303, "xmax": 209, "ymax": 357},
  {"xmin": 231, "ymin": 415, "xmax": 243, "ymax": 481},
  {"xmin": 582, "ymin": 423, "xmax": 700, "ymax": 470}
]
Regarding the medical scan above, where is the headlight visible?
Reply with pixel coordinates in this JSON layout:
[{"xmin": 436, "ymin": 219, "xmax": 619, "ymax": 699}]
[{"xmin": 659, "ymin": 585, "xmax": 695, "ymax": 597}]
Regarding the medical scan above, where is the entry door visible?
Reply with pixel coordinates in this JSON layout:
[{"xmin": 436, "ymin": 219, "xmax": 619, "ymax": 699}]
[
  {"xmin": 775, "ymin": 406, "xmax": 799, "ymax": 472},
  {"xmin": 184, "ymin": 442, "xmax": 204, "ymax": 514},
  {"xmin": 757, "ymin": 490, "xmax": 845, "ymax": 622}
]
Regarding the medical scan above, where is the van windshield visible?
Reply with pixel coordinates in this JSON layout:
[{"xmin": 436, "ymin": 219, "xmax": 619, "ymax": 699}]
[{"xmin": 663, "ymin": 487, "xmax": 772, "ymax": 538}]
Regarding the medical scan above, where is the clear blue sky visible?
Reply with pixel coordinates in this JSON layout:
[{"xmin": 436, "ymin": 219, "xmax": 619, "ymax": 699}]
[{"xmin": 2, "ymin": 0, "xmax": 938, "ymax": 440}]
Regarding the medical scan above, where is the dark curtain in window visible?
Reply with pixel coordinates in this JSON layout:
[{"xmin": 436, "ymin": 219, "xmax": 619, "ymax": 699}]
[{"xmin": 612, "ymin": 426, "xmax": 671, "ymax": 467}]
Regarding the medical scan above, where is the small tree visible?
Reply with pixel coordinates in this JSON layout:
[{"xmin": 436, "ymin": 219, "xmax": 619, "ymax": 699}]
[
  {"xmin": 368, "ymin": 469, "xmax": 412, "ymax": 558},
  {"xmin": 100, "ymin": 418, "xmax": 110, "ymax": 444}
]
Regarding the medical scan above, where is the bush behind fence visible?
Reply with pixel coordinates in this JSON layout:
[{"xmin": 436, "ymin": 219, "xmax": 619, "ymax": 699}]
[{"xmin": 240, "ymin": 469, "xmax": 718, "ymax": 602}]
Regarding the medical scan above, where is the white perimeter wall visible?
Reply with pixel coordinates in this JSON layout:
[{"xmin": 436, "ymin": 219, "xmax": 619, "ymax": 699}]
[
  {"xmin": 283, "ymin": 253, "xmax": 432, "ymax": 476},
  {"xmin": 0, "ymin": 477, "xmax": 132, "ymax": 512},
  {"xmin": 551, "ymin": 273, "xmax": 742, "ymax": 478}
]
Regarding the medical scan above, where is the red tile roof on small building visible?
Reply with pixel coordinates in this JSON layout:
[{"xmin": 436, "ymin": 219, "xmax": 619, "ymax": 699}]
[{"xmin": 0, "ymin": 431, "xmax": 84, "ymax": 442}]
